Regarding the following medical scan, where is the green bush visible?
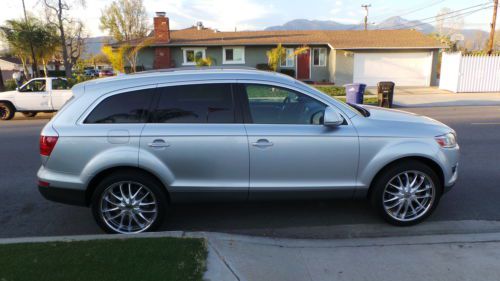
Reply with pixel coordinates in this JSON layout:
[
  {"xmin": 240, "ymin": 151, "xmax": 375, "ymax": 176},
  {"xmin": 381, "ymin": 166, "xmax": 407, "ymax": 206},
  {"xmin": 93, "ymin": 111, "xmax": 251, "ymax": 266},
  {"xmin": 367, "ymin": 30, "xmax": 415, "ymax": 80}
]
[
  {"xmin": 280, "ymin": 69, "xmax": 295, "ymax": 77},
  {"xmin": 255, "ymin": 63, "xmax": 272, "ymax": 71},
  {"xmin": 314, "ymin": 85, "xmax": 346, "ymax": 96},
  {"xmin": 4, "ymin": 79, "xmax": 18, "ymax": 91}
]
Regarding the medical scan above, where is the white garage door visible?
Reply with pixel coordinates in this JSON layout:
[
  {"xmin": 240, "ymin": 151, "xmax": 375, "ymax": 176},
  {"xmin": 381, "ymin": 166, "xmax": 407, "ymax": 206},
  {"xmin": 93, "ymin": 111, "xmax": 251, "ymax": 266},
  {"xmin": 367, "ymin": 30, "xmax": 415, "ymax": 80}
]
[{"xmin": 353, "ymin": 52, "xmax": 433, "ymax": 86}]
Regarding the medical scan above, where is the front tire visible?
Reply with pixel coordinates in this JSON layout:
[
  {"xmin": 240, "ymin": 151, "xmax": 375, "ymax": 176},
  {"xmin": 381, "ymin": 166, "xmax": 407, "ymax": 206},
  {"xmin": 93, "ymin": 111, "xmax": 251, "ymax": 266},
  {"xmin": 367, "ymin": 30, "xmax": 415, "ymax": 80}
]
[
  {"xmin": 0, "ymin": 102, "xmax": 15, "ymax": 120},
  {"xmin": 371, "ymin": 160, "xmax": 442, "ymax": 226},
  {"xmin": 22, "ymin": 112, "xmax": 37, "ymax": 118},
  {"xmin": 91, "ymin": 170, "xmax": 168, "ymax": 234}
]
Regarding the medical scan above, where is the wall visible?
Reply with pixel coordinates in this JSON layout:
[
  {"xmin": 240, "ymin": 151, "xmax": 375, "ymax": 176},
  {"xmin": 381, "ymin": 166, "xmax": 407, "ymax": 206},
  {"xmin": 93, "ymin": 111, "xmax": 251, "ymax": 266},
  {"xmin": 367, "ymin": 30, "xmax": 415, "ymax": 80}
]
[{"xmin": 138, "ymin": 45, "xmax": 332, "ymax": 82}]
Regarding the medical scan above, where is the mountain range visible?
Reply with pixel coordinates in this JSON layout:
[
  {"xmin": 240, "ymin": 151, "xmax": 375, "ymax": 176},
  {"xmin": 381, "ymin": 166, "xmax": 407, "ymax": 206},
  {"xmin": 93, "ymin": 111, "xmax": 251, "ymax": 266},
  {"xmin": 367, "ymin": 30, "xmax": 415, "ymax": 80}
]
[{"xmin": 266, "ymin": 16, "xmax": 489, "ymax": 48}]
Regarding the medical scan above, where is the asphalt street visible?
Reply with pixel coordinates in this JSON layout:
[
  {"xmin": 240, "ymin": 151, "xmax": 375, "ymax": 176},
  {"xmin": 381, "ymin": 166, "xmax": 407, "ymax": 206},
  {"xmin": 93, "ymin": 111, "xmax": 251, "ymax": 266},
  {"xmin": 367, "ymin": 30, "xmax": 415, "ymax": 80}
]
[{"xmin": 0, "ymin": 106, "xmax": 499, "ymax": 239}]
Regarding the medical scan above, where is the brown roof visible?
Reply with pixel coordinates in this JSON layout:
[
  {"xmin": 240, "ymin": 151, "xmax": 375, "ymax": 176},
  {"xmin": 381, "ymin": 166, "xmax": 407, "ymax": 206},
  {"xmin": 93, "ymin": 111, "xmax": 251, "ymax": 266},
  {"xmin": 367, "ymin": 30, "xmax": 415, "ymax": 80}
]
[{"xmin": 145, "ymin": 28, "xmax": 444, "ymax": 49}]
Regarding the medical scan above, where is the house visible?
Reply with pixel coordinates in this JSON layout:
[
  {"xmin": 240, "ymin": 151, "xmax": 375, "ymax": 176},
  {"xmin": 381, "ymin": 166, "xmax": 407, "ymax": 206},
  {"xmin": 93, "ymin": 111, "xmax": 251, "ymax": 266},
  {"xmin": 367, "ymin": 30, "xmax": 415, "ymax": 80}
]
[
  {"xmin": 0, "ymin": 56, "xmax": 67, "ymax": 83},
  {"xmin": 124, "ymin": 12, "xmax": 445, "ymax": 86}
]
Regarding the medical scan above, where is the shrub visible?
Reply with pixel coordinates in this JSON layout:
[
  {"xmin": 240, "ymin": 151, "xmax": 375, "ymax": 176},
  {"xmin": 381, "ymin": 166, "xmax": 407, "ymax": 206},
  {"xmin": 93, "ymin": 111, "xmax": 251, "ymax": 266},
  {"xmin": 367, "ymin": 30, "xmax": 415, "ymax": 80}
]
[
  {"xmin": 4, "ymin": 79, "xmax": 17, "ymax": 91},
  {"xmin": 279, "ymin": 69, "xmax": 295, "ymax": 77},
  {"xmin": 255, "ymin": 63, "xmax": 272, "ymax": 71}
]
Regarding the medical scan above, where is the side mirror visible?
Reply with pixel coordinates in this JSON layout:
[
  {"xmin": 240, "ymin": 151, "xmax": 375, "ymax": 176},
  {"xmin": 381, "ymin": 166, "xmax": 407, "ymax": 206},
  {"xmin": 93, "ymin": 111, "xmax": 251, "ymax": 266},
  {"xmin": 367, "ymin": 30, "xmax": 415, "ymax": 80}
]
[{"xmin": 323, "ymin": 107, "xmax": 344, "ymax": 127}]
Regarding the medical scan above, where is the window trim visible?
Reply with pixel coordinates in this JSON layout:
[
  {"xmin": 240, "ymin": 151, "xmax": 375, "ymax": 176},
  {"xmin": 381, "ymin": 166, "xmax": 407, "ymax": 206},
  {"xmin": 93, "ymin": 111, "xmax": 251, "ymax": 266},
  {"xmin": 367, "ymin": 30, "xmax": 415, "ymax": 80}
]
[
  {"xmin": 182, "ymin": 47, "xmax": 207, "ymax": 66},
  {"xmin": 280, "ymin": 48, "xmax": 295, "ymax": 67},
  {"xmin": 222, "ymin": 46, "xmax": 245, "ymax": 64},
  {"xmin": 312, "ymin": 48, "xmax": 327, "ymax": 67}
]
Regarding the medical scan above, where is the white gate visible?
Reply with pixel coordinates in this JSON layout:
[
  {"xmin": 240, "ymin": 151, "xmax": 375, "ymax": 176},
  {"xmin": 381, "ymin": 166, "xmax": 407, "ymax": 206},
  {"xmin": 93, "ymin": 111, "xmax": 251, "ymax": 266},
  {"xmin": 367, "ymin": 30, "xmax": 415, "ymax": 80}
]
[{"xmin": 439, "ymin": 52, "xmax": 500, "ymax": 93}]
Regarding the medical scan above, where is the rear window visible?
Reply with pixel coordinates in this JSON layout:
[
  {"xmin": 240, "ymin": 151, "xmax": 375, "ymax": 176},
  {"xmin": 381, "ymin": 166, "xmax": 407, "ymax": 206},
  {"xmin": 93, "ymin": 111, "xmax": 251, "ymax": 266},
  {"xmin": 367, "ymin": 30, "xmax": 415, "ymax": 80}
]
[
  {"xmin": 153, "ymin": 84, "xmax": 235, "ymax": 123},
  {"xmin": 85, "ymin": 90, "xmax": 154, "ymax": 124}
]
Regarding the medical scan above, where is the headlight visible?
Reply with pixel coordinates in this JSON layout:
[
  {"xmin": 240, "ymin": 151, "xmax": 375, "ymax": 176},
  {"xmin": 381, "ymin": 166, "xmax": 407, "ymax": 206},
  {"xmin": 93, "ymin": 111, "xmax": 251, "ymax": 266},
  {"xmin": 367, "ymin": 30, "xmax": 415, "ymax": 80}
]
[{"xmin": 435, "ymin": 133, "xmax": 457, "ymax": 148}]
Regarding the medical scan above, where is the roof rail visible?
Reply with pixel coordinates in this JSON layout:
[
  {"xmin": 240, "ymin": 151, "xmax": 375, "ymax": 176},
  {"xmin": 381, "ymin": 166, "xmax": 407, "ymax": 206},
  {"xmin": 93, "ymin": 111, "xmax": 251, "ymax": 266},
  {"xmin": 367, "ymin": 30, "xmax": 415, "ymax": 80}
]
[{"xmin": 128, "ymin": 66, "xmax": 258, "ymax": 75}]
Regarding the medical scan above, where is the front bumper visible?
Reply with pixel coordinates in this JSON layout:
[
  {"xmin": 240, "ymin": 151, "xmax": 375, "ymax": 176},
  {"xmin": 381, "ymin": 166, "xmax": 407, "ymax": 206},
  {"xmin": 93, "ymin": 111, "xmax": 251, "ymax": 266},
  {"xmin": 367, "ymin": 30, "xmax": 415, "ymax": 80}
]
[{"xmin": 38, "ymin": 185, "xmax": 87, "ymax": 206}]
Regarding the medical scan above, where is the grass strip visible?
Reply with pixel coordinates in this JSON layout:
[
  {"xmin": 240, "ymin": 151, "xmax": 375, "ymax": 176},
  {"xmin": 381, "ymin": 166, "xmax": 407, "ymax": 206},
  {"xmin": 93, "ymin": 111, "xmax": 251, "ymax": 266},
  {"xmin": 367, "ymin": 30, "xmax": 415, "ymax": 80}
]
[{"xmin": 0, "ymin": 237, "xmax": 207, "ymax": 281}]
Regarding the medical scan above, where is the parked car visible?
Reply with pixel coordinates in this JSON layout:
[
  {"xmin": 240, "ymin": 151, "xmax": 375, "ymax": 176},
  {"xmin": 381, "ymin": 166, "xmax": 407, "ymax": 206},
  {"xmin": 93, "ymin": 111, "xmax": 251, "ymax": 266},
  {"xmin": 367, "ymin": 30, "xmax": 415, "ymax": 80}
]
[
  {"xmin": 98, "ymin": 69, "xmax": 114, "ymax": 77},
  {"xmin": 84, "ymin": 69, "xmax": 99, "ymax": 77},
  {"xmin": 37, "ymin": 68, "xmax": 459, "ymax": 234},
  {"xmin": 0, "ymin": 77, "xmax": 73, "ymax": 120}
]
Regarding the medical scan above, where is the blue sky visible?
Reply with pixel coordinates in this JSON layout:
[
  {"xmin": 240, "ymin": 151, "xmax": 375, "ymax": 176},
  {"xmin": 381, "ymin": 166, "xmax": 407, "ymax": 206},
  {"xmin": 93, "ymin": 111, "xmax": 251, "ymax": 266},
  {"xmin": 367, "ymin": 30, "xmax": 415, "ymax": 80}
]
[{"xmin": 0, "ymin": 0, "xmax": 495, "ymax": 36}]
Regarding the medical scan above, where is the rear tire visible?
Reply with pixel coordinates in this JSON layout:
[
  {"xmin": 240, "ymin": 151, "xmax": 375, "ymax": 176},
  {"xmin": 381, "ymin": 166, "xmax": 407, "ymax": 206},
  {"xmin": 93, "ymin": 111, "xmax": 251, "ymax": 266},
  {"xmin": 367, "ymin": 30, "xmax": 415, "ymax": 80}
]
[
  {"xmin": 370, "ymin": 160, "xmax": 442, "ymax": 226},
  {"xmin": 0, "ymin": 102, "xmax": 15, "ymax": 120},
  {"xmin": 91, "ymin": 170, "xmax": 168, "ymax": 234},
  {"xmin": 22, "ymin": 112, "xmax": 37, "ymax": 118}
]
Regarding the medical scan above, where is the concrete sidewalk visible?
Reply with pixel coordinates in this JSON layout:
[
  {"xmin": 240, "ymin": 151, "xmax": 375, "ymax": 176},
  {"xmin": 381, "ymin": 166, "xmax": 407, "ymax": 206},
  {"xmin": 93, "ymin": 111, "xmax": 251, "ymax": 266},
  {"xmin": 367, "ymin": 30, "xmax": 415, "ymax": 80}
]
[
  {"xmin": 204, "ymin": 231, "xmax": 500, "ymax": 281},
  {"xmin": 365, "ymin": 86, "xmax": 500, "ymax": 107}
]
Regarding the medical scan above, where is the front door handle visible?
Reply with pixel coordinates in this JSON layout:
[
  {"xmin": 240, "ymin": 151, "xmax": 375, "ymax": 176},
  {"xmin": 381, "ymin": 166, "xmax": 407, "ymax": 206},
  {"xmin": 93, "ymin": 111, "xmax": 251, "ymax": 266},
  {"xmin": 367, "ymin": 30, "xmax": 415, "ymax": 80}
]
[
  {"xmin": 148, "ymin": 139, "xmax": 170, "ymax": 148},
  {"xmin": 252, "ymin": 139, "xmax": 274, "ymax": 148}
]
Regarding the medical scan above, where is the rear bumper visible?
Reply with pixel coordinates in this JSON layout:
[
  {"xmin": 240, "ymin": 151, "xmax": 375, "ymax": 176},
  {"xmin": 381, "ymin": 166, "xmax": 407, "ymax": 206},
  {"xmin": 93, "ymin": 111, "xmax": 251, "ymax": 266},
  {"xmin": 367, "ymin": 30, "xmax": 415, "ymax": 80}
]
[{"xmin": 38, "ymin": 185, "xmax": 87, "ymax": 207}]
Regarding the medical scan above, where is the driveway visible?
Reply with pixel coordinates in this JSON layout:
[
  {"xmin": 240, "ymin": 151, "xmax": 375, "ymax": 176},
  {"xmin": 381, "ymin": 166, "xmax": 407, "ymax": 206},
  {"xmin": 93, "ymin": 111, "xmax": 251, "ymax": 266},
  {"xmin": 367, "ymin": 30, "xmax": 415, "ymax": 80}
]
[{"xmin": 381, "ymin": 86, "xmax": 500, "ymax": 107}]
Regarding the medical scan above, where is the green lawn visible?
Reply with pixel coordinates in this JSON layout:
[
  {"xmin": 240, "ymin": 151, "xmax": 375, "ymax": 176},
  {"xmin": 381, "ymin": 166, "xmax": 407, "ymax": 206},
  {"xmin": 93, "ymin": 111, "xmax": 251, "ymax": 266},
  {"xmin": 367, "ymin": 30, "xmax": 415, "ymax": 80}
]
[
  {"xmin": 0, "ymin": 237, "xmax": 207, "ymax": 281},
  {"xmin": 314, "ymin": 85, "xmax": 378, "ymax": 105}
]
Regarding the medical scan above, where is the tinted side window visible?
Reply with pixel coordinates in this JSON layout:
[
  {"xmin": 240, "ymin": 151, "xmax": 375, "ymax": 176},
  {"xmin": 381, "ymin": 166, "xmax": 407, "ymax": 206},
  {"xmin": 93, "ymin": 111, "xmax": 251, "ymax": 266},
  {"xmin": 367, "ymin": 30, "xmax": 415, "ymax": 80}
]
[
  {"xmin": 153, "ymin": 84, "xmax": 235, "ymax": 123},
  {"xmin": 244, "ymin": 84, "xmax": 326, "ymax": 125},
  {"xmin": 85, "ymin": 90, "xmax": 154, "ymax": 124}
]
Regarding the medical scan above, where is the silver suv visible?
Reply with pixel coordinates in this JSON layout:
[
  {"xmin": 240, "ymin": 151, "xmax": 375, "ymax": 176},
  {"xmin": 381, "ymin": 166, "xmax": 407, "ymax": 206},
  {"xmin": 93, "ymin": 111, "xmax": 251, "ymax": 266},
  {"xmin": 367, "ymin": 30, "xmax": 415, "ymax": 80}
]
[{"xmin": 38, "ymin": 69, "xmax": 459, "ymax": 234}]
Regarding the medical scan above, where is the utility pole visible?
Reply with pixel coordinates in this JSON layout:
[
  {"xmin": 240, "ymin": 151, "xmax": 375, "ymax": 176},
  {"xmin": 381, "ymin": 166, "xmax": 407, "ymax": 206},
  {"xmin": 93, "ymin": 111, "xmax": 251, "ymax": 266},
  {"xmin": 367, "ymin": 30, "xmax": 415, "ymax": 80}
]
[
  {"xmin": 487, "ymin": 0, "xmax": 498, "ymax": 55},
  {"xmin": 21, "ymin": 0, "xmax": 38, "ymax": 78},
  {"xmin": 362, "ymin": 4, "xmax": 371, "ymax": 31}
]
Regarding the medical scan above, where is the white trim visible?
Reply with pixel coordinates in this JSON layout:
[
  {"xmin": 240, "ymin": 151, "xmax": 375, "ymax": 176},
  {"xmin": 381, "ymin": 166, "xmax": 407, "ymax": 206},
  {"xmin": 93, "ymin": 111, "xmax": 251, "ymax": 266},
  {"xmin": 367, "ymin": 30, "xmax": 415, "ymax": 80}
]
[
  {"xmin": 280, "ymin": 48, "xmax": 295, "ymax": 68},
  {"xmin": 163, "ymin": 43, "xmax": 444, "ymax": 49},
  {"xmin": 312, "ymin": 48, "xmax": 327, "ymax": 67},
  {"xmin": 182, "ymin": 47, "xmax": 207, "ymax": 66},
  {"xmin": 222, "ymin": 46, "xmax": 246, "ymax": 64}
]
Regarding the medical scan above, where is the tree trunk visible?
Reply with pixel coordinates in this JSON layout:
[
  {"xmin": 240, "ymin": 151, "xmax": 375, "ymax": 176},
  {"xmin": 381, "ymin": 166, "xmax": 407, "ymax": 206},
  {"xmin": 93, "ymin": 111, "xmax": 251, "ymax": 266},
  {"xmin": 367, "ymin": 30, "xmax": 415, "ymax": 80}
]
[
  {"xmin": 42, "ymin": 58, "xmax": 49, "ymax": 77},
  {"xmin": 56, "ymin": 0, "xmax": 72, "ymax": 78},
  {"xmin": 20, "ymin": 56, "xmax": 31, "ymax": 80}
]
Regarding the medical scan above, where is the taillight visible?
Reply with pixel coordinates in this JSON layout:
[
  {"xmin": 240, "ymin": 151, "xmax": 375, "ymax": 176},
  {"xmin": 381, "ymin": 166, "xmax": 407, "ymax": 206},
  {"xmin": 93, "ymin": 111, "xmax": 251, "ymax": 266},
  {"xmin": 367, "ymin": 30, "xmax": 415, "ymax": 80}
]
[{"xmin": 40, "ymin": 135, "xmax": 59, "ymax": 156}]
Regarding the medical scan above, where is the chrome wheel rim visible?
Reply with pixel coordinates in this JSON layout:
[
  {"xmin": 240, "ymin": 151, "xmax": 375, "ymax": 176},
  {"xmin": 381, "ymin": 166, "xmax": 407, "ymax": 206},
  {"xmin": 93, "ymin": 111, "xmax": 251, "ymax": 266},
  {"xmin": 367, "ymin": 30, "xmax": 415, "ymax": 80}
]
[
  {"xmin": 382, "ymin": 171, "xmax": 435, "ymax": 222},
  {"xmin": 100, "ymin": 181, "xmax": 158, "ymax": 234}
]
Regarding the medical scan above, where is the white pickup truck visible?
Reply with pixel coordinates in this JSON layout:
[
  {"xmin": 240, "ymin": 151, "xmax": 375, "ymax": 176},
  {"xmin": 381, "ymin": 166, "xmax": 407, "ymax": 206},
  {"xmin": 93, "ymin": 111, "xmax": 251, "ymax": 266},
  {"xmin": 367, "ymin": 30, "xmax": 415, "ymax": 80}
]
[{"xmin": 0, "ymin": 77, "xmax": 73, "ymax": 120}]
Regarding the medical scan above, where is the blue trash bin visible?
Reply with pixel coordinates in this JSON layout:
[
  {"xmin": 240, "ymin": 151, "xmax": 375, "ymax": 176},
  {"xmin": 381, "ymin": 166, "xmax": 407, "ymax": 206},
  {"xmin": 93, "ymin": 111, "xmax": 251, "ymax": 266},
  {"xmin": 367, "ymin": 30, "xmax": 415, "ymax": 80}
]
[{"xmin": 344, "ymin": 83, "xmax": 366, "ymax": 104}]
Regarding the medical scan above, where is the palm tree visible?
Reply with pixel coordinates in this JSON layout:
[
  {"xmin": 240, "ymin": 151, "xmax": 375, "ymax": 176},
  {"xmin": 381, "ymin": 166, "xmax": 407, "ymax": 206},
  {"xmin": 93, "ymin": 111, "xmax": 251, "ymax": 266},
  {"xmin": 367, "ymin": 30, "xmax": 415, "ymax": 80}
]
[{"xmin": 266, "ymin": 44, "xmax": 309, "ymax": 71}]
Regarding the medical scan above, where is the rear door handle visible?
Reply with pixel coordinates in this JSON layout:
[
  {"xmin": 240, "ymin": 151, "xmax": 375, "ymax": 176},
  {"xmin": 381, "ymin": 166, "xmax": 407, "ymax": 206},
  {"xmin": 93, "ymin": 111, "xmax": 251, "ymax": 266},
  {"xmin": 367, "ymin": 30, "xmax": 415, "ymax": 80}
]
[
  {"xmin": 252, "ymin": 139, "xmax": 274, "ymax": 148},
  {"xmin": 148, "ymin": 139, "xmax": 170, "ymax": 148}
]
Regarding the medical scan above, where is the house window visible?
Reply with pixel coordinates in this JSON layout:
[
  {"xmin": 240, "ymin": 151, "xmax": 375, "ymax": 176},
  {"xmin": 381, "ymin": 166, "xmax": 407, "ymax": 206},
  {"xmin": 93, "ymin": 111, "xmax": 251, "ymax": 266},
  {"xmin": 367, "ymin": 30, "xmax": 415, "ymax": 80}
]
[
  {"xmin": 313, "ymin": 48, "xmax": 327, "ymax": 67},
  {"xmin": 183, "ymin": 48, "xmax": 206, "ymax": 65},
  {"xmin": 223, "ymin": 47, "xmax": 245, "ymax": 64},
  {"xmin": 280, "ymin": 48, "xmax": 295, "ymax": 67}
]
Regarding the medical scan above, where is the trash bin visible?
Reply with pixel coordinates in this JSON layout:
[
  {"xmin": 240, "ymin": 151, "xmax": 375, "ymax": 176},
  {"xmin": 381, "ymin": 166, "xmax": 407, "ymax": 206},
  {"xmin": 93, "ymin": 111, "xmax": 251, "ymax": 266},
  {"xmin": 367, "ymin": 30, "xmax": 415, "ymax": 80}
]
[
  {"xmin": 344, "ymin": 83, "xmax": 366, "ymax": 104},
  {"xmin": 377, "ymin": 81, "xmax": 395, "ymax": 108}
]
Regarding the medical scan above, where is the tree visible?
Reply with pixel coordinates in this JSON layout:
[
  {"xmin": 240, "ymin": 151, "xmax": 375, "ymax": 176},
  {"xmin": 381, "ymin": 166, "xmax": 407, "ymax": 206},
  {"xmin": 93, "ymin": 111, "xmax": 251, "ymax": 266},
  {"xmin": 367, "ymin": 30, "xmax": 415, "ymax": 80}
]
[
  {"xmin": 0, "ymin": 17, "xmax": 59, "ymax": 78},
  {"xmin": 102, "ymin": 45, "xmax": 125, "ymax": 73},
  {"xmin": 435, "ymin": 8, "xmax": 464, "ymax": 37},
  {"xmin": 42, "ymin": 0, "xmax": 86, "ymax": 78},
  {"xmin": 266, "ymin": 44, "xmax": 309, "ymax": 71},
  {"xmin": 100, "ymin": 0, "xmax": 149, "ymax": 42},
  {"xmin": 122, "ymin": 37, "xmax": 153, "ymax": 72}
]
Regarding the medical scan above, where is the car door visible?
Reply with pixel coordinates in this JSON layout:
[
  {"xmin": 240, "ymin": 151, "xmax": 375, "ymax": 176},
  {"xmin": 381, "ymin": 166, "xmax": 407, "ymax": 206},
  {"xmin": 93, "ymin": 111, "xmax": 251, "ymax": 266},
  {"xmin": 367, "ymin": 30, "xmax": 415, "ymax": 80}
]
[
  {"xmin": 15, "ymin": 79, "xmax": 51, "ymax": 111},
  {"xmin": 139, "ymin": 82, "xmax": 249, "ymax": 202},
  {"xmin": 50, "ymin": 78, "xmax": 73, "ymax": 110},
  {"xmin": 238, "ymin": 83, "xmax": 359, "ymax": 199}
]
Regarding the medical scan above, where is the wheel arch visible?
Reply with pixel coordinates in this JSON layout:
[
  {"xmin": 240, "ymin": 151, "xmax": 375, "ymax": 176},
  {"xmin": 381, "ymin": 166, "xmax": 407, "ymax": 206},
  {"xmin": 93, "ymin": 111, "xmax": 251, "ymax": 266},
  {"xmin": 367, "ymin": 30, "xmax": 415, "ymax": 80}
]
[
  {"xmin": 0, "ymin": 100, "xmax": 17, "ymax": 111},
  {"xmin": 366, "ymin": 156, "xmax": 445, "ymax": 199},
  {"xmin": 85, "ymin": 166, "xmax": 171, "ymax": 206}
]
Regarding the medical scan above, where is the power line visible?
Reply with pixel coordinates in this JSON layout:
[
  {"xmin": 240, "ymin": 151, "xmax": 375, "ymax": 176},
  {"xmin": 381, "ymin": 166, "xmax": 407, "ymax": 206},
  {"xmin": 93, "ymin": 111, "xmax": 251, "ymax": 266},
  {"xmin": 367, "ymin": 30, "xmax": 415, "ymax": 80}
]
[
  {"xmin": 378, "ymin": 2, "xmax": 493, "ymax": 30},
  {"xmin": 370, "ymin": 0, "xmax": 445, "ymax": 21},
  {"xmin": 395, "ymin": 5, "xmax": 494, "ymax": 30}
]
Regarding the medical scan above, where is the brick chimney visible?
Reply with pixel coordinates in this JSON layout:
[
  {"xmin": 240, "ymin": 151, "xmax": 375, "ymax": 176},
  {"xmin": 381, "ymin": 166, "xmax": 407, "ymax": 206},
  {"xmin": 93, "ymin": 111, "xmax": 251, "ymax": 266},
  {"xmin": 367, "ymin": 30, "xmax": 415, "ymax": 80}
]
[{"xmin": 153, "ymin": 12, "xmax": 172, "ymax": 69}]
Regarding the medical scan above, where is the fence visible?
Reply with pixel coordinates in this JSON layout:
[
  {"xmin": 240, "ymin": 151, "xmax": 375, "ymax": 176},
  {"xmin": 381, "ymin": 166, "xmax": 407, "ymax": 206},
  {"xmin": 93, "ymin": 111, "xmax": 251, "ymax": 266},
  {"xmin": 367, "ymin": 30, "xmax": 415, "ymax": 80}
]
[{"xmin": 439, "ymin": 52, "xmax": 500, "ymax": 93}]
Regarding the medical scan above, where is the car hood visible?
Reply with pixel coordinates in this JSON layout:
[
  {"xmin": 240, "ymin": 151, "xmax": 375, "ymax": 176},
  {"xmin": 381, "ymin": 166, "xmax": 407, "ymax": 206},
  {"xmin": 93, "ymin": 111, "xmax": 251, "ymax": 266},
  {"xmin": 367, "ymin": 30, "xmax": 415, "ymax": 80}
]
[
  {"xmin": 363, "ymin": 105, "xmax": 444, "ymax": 126},
  {"xmin": 355, "ymin": 105, "xmax": 454, "ymax": 137}
]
